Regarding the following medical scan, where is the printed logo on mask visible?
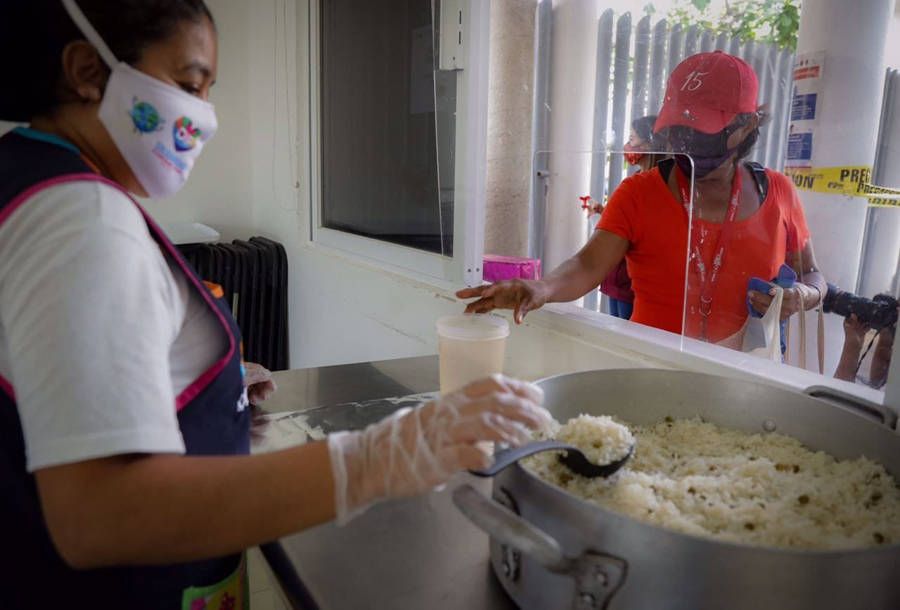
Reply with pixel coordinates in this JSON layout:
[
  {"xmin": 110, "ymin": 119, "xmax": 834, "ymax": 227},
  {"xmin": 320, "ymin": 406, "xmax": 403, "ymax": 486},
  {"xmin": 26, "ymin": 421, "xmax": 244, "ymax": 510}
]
[
  {"xmin": 173, "ymin": 116, "xmax": 202, "ymax": 152},
  {"xmin": 61, "ymin": 0, "xmax": 216, "ymax": 199},
  {"xmin": 129, "ymin": 98, "xmax": 164, "ymax": 134}
]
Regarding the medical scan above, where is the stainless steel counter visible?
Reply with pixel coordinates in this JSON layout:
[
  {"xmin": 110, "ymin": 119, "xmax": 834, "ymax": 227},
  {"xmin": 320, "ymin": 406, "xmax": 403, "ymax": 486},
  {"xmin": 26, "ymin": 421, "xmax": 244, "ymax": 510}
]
[
  {"xmin": 256, "ymin": 356, "xmax": 515, "ymax": 610},
  {"xmin": 262, "ymin": 355, "xmax": 441, "ymax": 416}
]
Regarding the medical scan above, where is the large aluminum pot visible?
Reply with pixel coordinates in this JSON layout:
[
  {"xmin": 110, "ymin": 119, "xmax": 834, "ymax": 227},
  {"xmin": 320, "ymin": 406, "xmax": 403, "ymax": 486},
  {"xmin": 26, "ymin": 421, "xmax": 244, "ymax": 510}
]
[{"xmin": 454, "ymin": 369, "xmax": 900, "ymax": 610}]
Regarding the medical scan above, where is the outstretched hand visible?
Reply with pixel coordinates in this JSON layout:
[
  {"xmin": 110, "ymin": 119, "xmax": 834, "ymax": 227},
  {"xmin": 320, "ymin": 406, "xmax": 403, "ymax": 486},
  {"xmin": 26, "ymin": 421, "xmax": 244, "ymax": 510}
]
[{"xmin": 456, "ymin": 280, "xmax": 549, "ymax": 324}]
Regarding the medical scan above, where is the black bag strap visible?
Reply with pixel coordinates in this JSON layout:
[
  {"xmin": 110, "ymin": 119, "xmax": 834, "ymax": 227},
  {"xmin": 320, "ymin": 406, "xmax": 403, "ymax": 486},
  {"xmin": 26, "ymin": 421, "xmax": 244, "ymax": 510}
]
[
  {"xmin": 658, "ymin": 158, "xmax": 768, "ymax": 203},
  {"xmin": 745, "ymin": 161, "xmax": 769, "ymax": 202}
]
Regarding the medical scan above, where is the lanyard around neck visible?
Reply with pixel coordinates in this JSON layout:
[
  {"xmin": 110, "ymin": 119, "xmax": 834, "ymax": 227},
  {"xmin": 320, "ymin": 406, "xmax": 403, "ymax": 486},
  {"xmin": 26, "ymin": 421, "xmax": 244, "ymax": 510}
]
[{"xmin": 675, "ymin": 164, "xmax": 743, "ymax": 341}]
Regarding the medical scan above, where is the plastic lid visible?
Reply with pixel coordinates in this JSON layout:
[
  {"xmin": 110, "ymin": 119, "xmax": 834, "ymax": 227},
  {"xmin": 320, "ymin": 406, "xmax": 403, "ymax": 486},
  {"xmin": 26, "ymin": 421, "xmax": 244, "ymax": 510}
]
[{"xmin": 436, "ymin": 314, "xmax": 510, "ymax": 341}]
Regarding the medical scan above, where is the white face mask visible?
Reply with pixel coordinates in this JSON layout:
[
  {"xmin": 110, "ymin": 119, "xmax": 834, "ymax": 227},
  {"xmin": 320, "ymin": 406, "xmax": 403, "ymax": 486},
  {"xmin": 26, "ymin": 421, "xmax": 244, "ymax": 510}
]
[{"xmin": 61, "ymin": 0, "xmax": 217, "ymax": 199}]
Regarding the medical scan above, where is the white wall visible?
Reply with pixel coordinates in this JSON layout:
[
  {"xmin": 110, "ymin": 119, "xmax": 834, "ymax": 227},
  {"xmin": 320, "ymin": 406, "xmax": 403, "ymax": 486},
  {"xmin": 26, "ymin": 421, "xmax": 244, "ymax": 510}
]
[
  {"xmin": 142, "ymin": 0, "xmax": 255, "ymax": 241},
  {"xmin": 886, "ymin": 3, "xmax": 900, "ymax": 69}
]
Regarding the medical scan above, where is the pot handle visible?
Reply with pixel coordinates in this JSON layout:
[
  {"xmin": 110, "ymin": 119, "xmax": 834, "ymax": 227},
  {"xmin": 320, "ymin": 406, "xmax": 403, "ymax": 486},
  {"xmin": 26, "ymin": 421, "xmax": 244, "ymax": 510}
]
[
  {"xmin": 453, "ymin": 484, "xmax": 628, "ymax": 610},
  {"xmin": 805, "ymin": 385, "xmax": 898, "ymax": 429},
  {"xmin": 453, "ymin": 484, "xmax": 570, "ymax": 572}
]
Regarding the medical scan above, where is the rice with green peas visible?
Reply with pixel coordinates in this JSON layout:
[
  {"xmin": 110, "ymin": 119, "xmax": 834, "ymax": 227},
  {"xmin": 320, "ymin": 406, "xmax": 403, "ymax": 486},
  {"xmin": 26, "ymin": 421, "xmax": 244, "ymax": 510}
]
[{"xmin": 524, "ymin": 415, "xmax": 900, "ymax": 549}]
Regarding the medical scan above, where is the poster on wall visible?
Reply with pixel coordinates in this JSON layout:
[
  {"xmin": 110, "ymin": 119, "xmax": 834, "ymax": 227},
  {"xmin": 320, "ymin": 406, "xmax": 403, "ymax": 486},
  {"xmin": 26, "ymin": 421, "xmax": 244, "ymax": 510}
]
[{"xmin": 786, "ymin": 51, "xmax": 825, "ymax": 168}]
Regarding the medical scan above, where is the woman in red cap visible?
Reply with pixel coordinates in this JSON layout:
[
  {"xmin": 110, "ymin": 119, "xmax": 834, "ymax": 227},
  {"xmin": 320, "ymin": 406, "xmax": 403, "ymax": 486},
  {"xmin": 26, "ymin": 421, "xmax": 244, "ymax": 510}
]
[{"xmin": 459, "ymin": 51, "xmax": 826, "ymax": 348}]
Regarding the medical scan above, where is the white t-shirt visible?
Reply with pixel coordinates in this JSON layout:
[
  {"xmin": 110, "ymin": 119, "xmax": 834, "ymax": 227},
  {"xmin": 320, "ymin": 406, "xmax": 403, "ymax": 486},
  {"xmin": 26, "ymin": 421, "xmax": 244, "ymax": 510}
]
[{"xmin": 0, "ymin": 181, "xmax": 226, "ymax": 471}]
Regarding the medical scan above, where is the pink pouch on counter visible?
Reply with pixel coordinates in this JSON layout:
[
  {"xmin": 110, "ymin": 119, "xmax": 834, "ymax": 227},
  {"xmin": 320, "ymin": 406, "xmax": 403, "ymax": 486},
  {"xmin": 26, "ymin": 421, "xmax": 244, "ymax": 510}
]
[{"xmin": 483, "ymin": 255, "xmax": 542, "ymax": 282}]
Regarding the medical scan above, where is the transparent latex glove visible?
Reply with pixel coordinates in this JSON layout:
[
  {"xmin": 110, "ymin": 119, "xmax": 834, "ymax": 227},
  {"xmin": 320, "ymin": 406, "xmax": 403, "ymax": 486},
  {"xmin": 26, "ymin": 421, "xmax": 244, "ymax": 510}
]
[
  {"xmin": 243, "ymin": 361, "xmax": 277, "ymax": 405},
  {"xmin": 327, "ymin": 374, "xmax": 550, "ymax": 525}
]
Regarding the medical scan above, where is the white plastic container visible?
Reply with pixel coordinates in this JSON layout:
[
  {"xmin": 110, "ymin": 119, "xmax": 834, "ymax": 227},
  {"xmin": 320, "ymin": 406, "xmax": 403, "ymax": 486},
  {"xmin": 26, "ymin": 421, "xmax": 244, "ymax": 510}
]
[{"xmin": 436, "ymin": 314, "xmax": 510, "ymax": 394}]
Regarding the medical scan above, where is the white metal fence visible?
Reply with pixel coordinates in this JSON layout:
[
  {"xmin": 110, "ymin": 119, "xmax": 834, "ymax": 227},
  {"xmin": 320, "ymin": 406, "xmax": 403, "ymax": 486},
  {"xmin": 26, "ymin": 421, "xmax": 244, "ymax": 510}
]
[{"xmin": 589, "ymin": 10, "xmax": 795, "ymax": 174}]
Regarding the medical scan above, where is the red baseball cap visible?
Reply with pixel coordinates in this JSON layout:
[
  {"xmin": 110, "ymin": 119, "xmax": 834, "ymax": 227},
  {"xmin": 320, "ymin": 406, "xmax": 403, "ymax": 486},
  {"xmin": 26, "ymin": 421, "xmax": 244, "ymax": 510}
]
[{"xmin": 654, "ymin": 51, "xmax": 758, "ymax": 135}]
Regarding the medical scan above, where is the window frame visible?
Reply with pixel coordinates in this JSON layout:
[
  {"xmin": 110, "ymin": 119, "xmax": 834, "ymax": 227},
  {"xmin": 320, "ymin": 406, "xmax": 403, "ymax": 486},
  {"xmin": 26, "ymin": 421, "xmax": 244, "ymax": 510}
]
[{"xmin": 307, "ymin": 0, "xmax": 488, "ymax": 286}]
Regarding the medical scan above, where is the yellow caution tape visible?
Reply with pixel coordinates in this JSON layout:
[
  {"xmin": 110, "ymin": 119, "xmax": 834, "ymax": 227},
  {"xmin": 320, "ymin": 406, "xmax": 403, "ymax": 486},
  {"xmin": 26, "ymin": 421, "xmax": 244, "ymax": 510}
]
[
  {"xmin": 863, "ymin": 184, "xmax": 900, "ymax": 208},
  {"xmin": 784, "ymin": 165, "xmax": 900, "ymax": 207}
]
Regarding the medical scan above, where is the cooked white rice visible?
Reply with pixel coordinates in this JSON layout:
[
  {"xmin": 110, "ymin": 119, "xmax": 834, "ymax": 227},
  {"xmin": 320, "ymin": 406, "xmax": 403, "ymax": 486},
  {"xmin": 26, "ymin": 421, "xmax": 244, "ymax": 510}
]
[
  {"xmin": 557, "ymin": 414, "xmax": 634, "ymax": 465},
  {"xmin": 524, "ymin": 415, "xmax": 900, "ymax": 550}
]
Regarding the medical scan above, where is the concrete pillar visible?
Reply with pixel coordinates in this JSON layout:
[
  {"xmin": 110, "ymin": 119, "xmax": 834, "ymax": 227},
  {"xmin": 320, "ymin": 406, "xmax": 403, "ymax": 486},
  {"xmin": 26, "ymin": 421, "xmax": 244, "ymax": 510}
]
[
  {"xmin": 483, "ymin": 0, "xmax": 538, "ymax": 257},
  {"xmin": 787, "ymin": 0, "xmax": 895, "ymax": 375},
  {"xmin": 858, "ymin": 69, "xmax": 900, "ymax": 300},
  {"xmin": 543, "ymin": 0, "xmax": 598, "ymax": 273}
]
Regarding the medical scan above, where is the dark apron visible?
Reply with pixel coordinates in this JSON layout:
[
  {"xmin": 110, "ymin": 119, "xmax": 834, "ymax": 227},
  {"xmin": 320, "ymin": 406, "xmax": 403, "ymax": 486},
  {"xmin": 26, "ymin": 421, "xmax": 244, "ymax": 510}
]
[{"xmin": 0, "ymin": 129, "xmax": 251, "ymax": 609}]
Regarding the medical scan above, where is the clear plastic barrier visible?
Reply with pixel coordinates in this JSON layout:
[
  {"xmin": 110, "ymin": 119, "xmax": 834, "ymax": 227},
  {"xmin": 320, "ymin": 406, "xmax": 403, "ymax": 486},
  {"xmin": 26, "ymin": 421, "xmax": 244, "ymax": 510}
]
[
  {"xmin": 532, "ymin": 148, "xmax": 693, "ymax": 329},
  {"xmin": 677, "ymin": 153, "xmax": 792, "ymax": 358},
  {"xmin": 666, "ymin": 63, "xmax": 900, "ymax": 393},
  {"xmin": 527, "ymin": 3, "xmax": 900, "ymax": 397}
]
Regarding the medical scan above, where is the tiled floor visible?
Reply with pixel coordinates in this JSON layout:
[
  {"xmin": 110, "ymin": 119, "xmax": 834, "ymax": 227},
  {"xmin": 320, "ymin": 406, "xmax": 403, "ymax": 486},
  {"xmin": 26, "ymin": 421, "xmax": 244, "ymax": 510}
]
[{"xmin": 248, "ymin": 547, "xmax": 290, "ymax": 610}]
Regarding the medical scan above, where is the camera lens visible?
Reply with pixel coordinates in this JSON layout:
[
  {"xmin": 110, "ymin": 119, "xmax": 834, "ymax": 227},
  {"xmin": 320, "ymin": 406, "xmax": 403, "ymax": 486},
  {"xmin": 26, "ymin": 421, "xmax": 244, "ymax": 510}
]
[{"xmin": 825, "ymin": 284, "xmax": 898, "ymax": 330}]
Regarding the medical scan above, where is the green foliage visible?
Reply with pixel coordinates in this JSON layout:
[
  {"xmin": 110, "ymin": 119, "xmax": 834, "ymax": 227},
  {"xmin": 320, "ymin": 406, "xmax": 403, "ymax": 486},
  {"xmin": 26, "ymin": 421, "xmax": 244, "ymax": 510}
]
[{"xmin": 662, "ymin": 0, "xmax": 801, "ymax": 50}]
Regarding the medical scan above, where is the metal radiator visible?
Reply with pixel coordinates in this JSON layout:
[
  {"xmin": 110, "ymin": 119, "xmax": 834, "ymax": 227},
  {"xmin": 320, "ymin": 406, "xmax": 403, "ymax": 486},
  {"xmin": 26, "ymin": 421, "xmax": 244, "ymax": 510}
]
[{"xmin": 180, "ymin": 237, "xmax": 289, "ymax": 371}]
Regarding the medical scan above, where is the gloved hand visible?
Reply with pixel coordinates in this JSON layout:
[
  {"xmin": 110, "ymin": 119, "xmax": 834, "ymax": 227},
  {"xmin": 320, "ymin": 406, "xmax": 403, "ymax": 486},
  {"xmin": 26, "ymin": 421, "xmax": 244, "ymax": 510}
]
[
  {"xmin": 243, "ymin": 361, "xmax": 277, "ymax": 405},
  {"xmin": 327, "ymin": 374, "xmax": 550, "ymax": 524}
]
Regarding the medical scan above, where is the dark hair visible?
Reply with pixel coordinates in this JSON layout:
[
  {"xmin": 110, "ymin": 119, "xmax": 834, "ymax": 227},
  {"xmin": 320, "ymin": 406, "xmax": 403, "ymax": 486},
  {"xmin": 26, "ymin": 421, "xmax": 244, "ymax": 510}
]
[
  {"xmin": 631, "ymin": 115, "xmax": 658, "ymax": 145},
  {"xmin": 629, "ymin": 114, "xmax": 668, "ymax": 168},
  {"xmin": 732, "ymin": 112, "xmax": 760, "ymax": 160},
  {"xmin": 0, "ymin": 0, "xmax": 214, "ymax": 122}
]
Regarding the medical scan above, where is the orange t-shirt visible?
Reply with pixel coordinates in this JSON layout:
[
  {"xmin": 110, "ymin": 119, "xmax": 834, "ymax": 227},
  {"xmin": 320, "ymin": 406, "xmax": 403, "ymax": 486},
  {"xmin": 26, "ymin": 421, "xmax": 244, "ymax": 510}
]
[{"xmin": 598, "ymin": 165, "xmax": 810, "ymax": 343}]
